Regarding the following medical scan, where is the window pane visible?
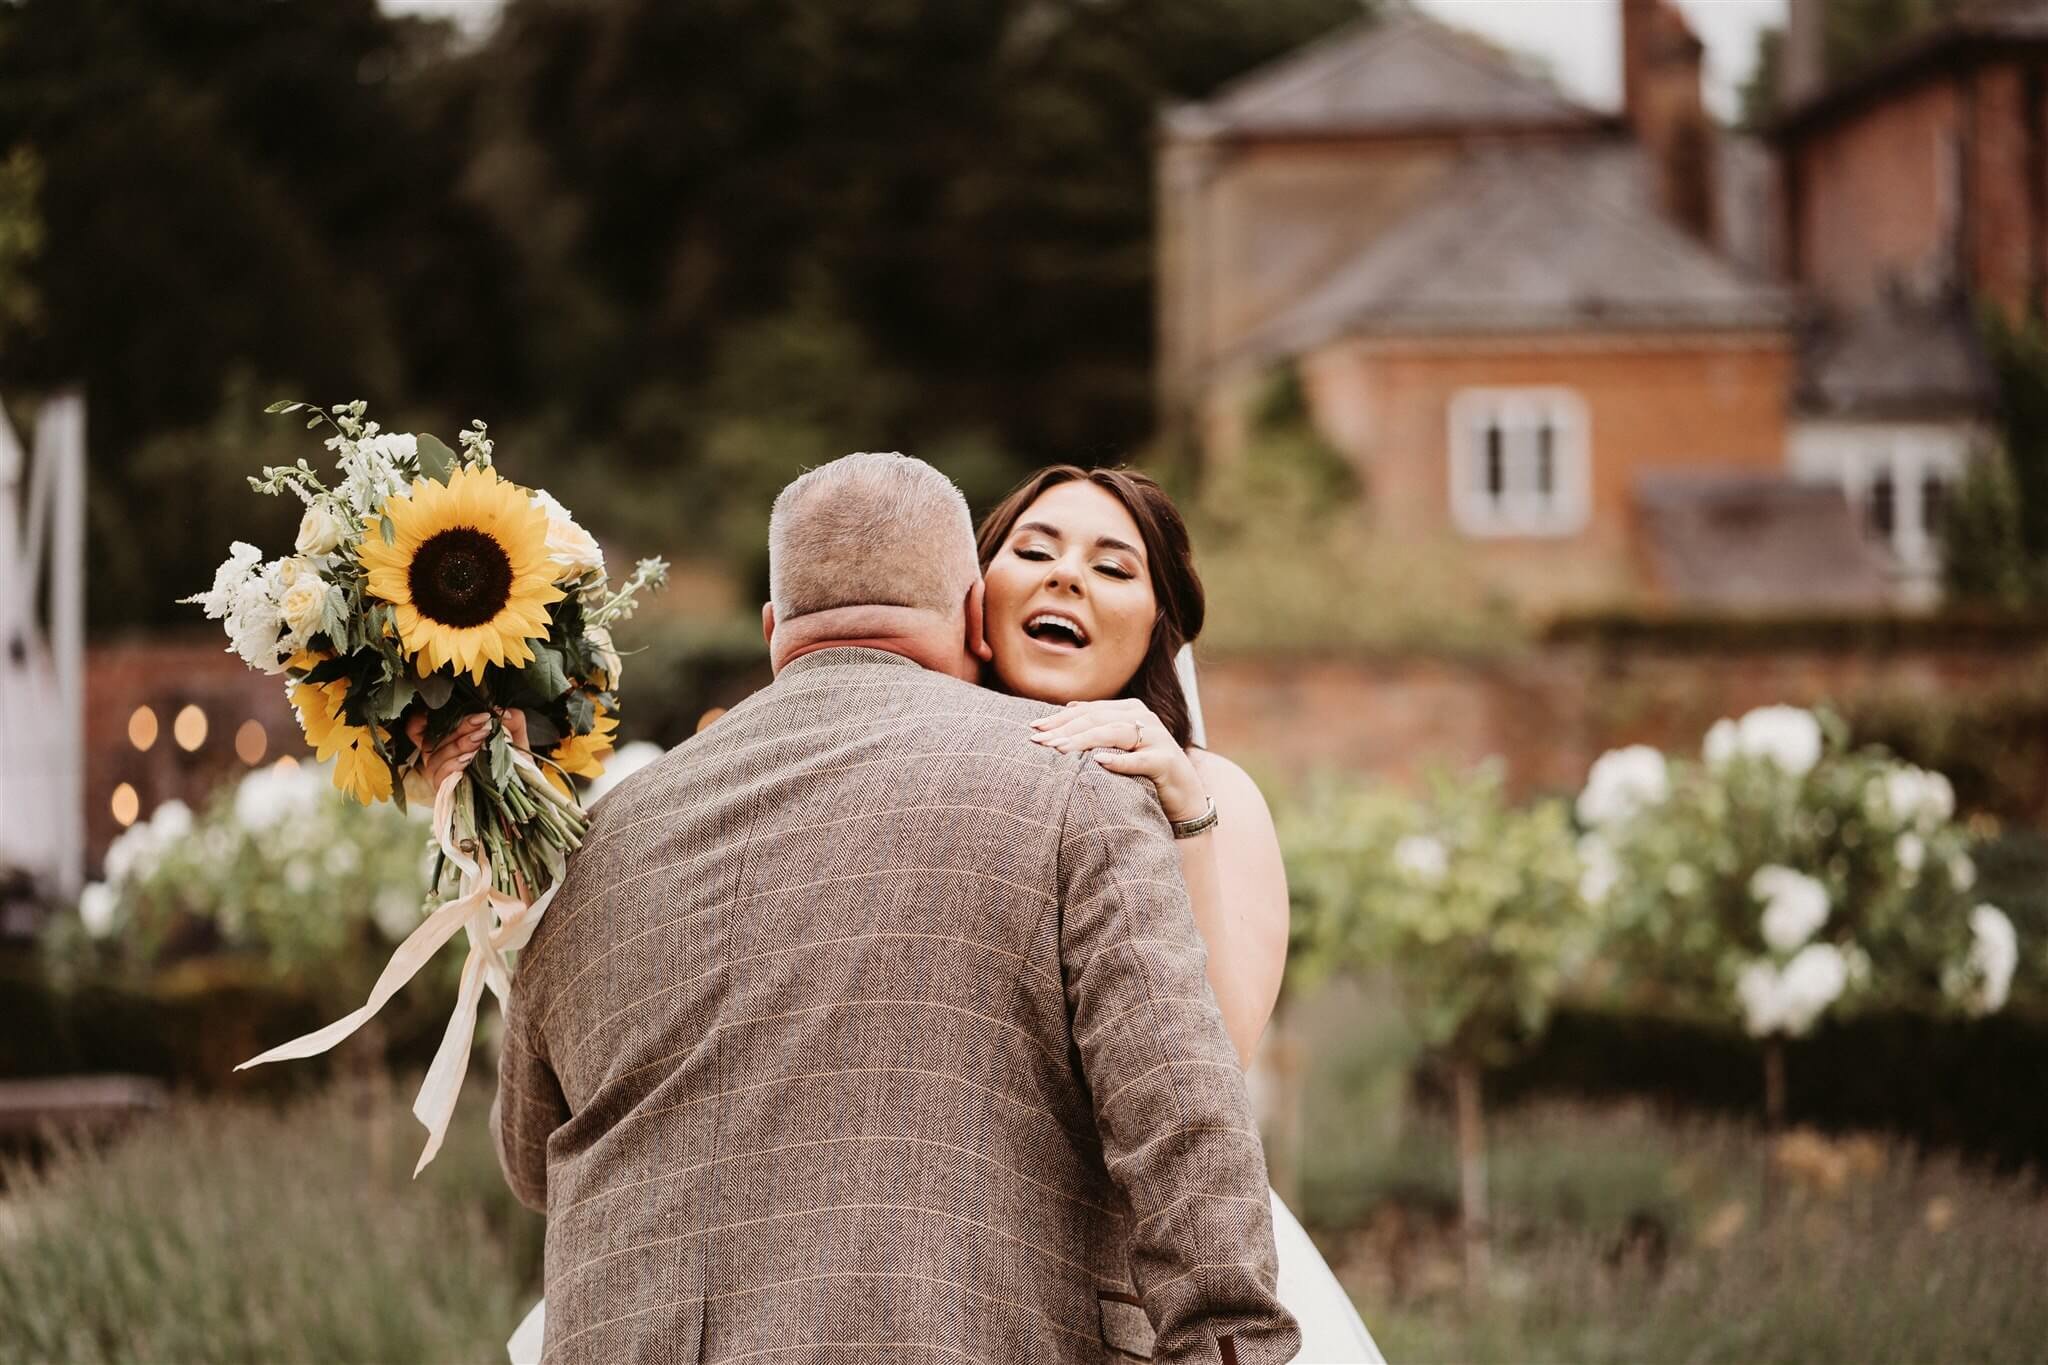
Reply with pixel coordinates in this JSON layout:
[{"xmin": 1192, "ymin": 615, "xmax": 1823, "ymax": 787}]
[
  {"xmin": 1869, "ymin": 471, "xmax": 1896, "ymax": 539},
  {"xmin": 1922, "ymin": 475, "xmax": 1946, "ymax": 534},
  {"xmin": 1485, "ymin": 423, "xmax": 1505, "ymax": 501},
  {"xmin": 1535, "ymin": 422, "xmax": 1556, "ymax": 501}
]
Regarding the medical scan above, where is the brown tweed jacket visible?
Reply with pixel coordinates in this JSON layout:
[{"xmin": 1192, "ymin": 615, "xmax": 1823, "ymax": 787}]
[{"xmin": 495, "ymin": 647, "xmax": 1299, "ymax": 1365}]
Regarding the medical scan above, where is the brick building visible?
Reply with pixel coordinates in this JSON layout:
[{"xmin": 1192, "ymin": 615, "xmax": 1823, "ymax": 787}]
[{"xmin": 1159, "ymin": 0, "xmax": 2040, "ymax": 612}]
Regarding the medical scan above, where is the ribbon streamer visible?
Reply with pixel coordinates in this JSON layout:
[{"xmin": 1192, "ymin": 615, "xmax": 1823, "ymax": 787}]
[{"xmin": 237, "ymin": 752, "xmax": 566, "ymax": 1174}]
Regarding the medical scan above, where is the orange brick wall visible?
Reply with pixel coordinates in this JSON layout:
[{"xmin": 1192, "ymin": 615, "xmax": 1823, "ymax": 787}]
[
  {"xmin": 1790, "ymin": 58, "xmax": 2046, "ymax": 319},
  {"xmin": 1297, "ymin": 332, "xmax": 1795, "ymax": 608},
  {"xmin": 84, "ymin": 638, "xmax": 297, "ymax": 866},
  {"xmin": 1791, "ymin": 75, "xmax": 1959, "ymax": 312},
  {"xmin": 1197, "ymin": 635, "xmax": 2045, "ymax": 804}
]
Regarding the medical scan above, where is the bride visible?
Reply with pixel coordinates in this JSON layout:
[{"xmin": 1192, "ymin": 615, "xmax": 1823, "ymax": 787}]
[{"xmin": 446, "ymin": 464, "xmax": 1382, "ymax": 1364}]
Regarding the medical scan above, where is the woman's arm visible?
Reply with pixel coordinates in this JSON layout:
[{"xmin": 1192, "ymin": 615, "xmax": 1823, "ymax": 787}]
[
  {"xmin": 1031, "ymin": 700, "xmax": 1290, "ymax": 1068},
  {"xmin": 1180, "ymin": 748, "xmax": 1290, "ymax": 1067}
]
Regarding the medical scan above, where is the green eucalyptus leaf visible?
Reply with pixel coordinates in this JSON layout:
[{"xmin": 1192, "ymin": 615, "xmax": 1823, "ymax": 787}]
[
  {"xmin": 416, "ymin": 433, "xmax": 458, "ymax": 482},
  {"xmin": 264, "ymin": 400, "xmax": 306, "ymax": 415},
  {"xmin": 381, "ymin": 515, "xmax": 397, "ymax": 545},
  {"xmin": 417, "ymin": 672, "xmax": 455, "ymax": 710},
  {"xmin": 487, "ymin": 729, "xmax": 513, "ymax": 789}
]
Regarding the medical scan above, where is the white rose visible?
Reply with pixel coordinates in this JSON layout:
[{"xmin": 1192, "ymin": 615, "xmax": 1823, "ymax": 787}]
[
  {"xmin": 279, "ymin": 575, "xmax": 328, "ymax": 639},
  {"xmin": 1707, "ymin": 705, "xmax": 1823, "ymax": 777},
  {"xmin": 1777, "ymin": 943, "xmax": 1850, "ymax": 1034},
  {"xmin": 1881, "ymin": 765, "xmax": 1955, "ymax": 831},
  {"xmin": 78, "ymin": 882, "xmax": 120, "ymax": 939},
  {"xmin": 530, "ymin": 488, "xmax": 605, "ymax": 579},
  {"xmin": 1577, "ymin": 834, "xmax": 1621, "ymax": 906},
  {"xmin": 1393, "ymin": 834, "xmax": 1450, "ymax": 886},
  {"xmin": 295, "ymin": 503, "xmax": 349, "ymax": 556},
  {"xmin": 1577, "ymin": 745, "xmax": 1669, "ymax": 828},
  {"xmin": 1958, "ymin": 905, "xmax": 2017, "ymax": 1015},
  {"xmin": 1751, "ymin": 865, "xmax": 1830, "ymax": 954},
  {"xmin": 1736, "ymin": 960, "xmax": 1787, "ymax": 1036}
]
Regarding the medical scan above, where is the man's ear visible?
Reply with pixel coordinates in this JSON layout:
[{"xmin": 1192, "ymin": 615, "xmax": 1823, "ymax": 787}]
[
  {"xmin": 965, "ymin": 579, "xmax": 994, "ymax": 664},
  {"xmin": 761, "ymin": 601, "xmax": 776, "ymax": 649}
]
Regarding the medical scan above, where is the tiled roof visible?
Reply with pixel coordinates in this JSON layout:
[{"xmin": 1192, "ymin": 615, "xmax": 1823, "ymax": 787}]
[
  {"xmin": 1240, "ymin": 144, "xmax": 1795, "ymax": 356},
  {"xmin": 1635, "ymin": 472, "xmax": 1894, "ymax": 608},
  {"xmin": 1778, "ymin": 0, "xmax": 2048, "ymax": 135},
  {"xmin": 1797, "ymin": 295, "xmax": 1997, "ymax": 419},
  {"xmin": 1165, "ymin": 13, "xmax": 1606, "ymax": 138}
]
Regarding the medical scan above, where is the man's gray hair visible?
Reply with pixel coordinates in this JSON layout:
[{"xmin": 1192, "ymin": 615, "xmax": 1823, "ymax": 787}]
[{"xmin": 768, "ymin": 451, "xmax": 980, "ymax": 620}]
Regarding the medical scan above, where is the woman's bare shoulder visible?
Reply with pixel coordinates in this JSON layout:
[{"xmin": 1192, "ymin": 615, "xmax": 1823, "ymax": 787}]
[{"xmin": 1189, "ymin": 747, "xmax": 1273, "ymax": 819}]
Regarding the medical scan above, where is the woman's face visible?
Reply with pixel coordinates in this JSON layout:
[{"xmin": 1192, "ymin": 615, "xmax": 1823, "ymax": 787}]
[{"xmin": 984, "ymin": 480, "xmax": 1158, "ymax": 705}]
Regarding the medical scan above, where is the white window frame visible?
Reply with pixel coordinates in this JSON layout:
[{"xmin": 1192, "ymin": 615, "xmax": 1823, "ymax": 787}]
[{"xmin": 1446, "ymin": 387, "xmax": 1592, "ymax": 539}]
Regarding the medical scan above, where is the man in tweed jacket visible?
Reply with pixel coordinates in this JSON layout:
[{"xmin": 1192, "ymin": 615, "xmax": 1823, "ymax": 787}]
[{"xmin": 495, "ymin": 453, "xmax": 1299, "ymax": 1364}]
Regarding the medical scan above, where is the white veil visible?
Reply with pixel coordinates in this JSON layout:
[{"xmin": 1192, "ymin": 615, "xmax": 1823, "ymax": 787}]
[{"xmin": 1174, "ymin": 643, "xmax": 1207, "ymax": 750}]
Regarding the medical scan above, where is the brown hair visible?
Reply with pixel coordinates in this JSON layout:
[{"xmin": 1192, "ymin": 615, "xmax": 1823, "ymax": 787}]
[{"xmin": 975, "ymin": 465, "xmax": 1206, "ymax": 749}]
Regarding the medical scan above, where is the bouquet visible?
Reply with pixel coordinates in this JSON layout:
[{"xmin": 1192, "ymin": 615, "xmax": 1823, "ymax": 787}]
[{"xmin": 182, "ymin": 399, "xmax": 666, "ymax": 1169}]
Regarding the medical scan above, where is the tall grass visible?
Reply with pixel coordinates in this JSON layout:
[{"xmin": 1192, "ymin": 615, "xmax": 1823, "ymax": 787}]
[
  {"xmin": 0, "ymin": 1076, "xmax": 542, "ymax": 1364},
  {"xmin": 1285, "ymin": 981, "xmax": 2048, "ymax": 1365}
]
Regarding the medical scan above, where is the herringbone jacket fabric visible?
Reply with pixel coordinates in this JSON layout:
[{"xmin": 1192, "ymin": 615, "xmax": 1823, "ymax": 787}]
[{"xmin": 495, "ymin": 647, "xmax": 1298, "ymax": 1365}]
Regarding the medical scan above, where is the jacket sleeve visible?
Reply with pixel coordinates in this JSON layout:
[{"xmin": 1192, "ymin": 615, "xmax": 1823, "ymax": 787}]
[
  {"xmin": 493, "ymin": 970, "xmax": 568, "ymax": 1213},
  {"xmin": 1056, "ymin": 761, "xmax": 1301, "ymax": 1365}
]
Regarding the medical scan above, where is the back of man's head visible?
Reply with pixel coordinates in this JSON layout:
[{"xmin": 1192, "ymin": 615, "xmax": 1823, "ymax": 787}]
[{"xmin": 765, "ymin": 452, "xmax": 986, "ymax": 676}]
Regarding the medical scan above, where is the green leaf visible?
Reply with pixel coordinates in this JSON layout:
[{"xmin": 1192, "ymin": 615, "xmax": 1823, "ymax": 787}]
[
  {"xmin": 566, "ymin": 690, "xmax": 595, "ymax": 734},
  {"xmin": 416, "ymin": 433, "xmax": 458, "ymax": 482},
  {"xmin": 521, "ymin": 647, "xmax": 570, "ymax": 701},
  {"xmin": 381, "ymin": 516, "xmax": 396, "ymax": 545},
  {"xmin": 264, "ymin": 400, "xmax": 307, "ymax": 415},
  {"xmin": 520, "ymin": 708, "xmax": 562, "ymax": 750},
  {"xmin": 364, "ymin": 678, "xmax": 417, "ymax": 724},
  {"xmin": 487, "ymin": 729, "xmax": 513, "ymax": 789},
  {"xmin": 417, "ymin": 673, "xmax": 455, "ymax": 710}
]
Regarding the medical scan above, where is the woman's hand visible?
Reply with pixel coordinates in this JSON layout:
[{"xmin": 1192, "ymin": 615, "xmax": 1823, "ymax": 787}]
[
  {"xmin": 1029, "ymin": 698, "xmax": 1208, "ymax": 824},
  {"xmin": 406, "ymin": 708, "xmax": 531, "ymax": 792}
]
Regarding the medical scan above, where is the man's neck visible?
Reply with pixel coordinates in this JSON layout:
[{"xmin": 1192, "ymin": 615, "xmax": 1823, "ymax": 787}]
[{"xmin": 769, "ymin": 604, "xmax": 973, "ymax": 681}]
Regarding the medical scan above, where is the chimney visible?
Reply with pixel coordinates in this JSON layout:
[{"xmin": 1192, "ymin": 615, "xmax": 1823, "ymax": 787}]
[
  {"xmin": 1621, "ymin": 0, "xmax": 1718, "ymax": 243},
  {"xmin": 1781, "ymin": 0, "xmax": 1827, "ymax": 113}
]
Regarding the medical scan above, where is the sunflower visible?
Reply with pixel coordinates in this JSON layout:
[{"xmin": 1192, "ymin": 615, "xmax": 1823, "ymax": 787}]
[
  {"xmin": 545, "ymin": 706, "xmax": 619, "ymax": 797},
  {"xmin": 358, "ymin": 465, "xmax": 565, "ymax": 684},
  {"xmin": 291, "ymin": 676, "xmax": 394, "ymax": 805}
]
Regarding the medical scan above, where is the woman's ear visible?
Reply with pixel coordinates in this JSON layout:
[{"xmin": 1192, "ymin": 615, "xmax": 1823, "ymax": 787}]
[{"xmin": 965, "ymin": 579, "xmax": 995, "ymax": 663}]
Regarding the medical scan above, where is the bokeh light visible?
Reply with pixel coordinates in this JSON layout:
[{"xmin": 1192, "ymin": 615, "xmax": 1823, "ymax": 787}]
[
  {"xmin": 127, "ymin": 706, "xmax": 158, "ymax": 751},
  {"xmin": 173, "ymin": 704, "xmax": 208, "ymax": 752}
]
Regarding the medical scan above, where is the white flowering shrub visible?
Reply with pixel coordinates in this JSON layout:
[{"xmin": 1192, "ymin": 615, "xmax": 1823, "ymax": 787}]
[
  {"xmin": 45, "ymin": 763, "xmax": 442, "ymax": 1011},
  {"xmin": 1580, "ymin": 705, "xmax": 2015, "ymax": 1038},
  {"xmin": 1284, "ymin": 764, "xmax": 1604, "ymax": 1064}
]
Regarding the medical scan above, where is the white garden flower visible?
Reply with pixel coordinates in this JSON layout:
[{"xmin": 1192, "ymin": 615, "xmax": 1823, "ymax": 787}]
[
  {"xmin": 1577, "ymin": 746, "xmax": 1669, "ymax": 828},
  {"xmin": 530, "ymin": 488, "xmax": 606, "ymax": 579},
  {"xmin": 1393, "ymin": 834, "xmax": 1450, "ymax": 886},
  {"xmin": 295, "ymin": 502, "xmax": 350, "ymax": 556},
  {"xmin": 78, "ymin": 882, "xmax": 119, "ymax": 938},
  {"xmin": 149, "ymin": 799, "xmax": 193, "ymax": 844},
  {"xmin": 1951, "ymin": 905, "xmax": 2017, "ymax": 1016},
  {"xmin": 1878, "ymin": 765, "xmax": 1956, "ymax": 831},
  {"xmin": 1751, "ymin": 865, "xmax": 1830, "ymax": 954},
  {"xmin": 1664, "ymin": 861, "xmax": 1701, "ymax": 898},
  {"xmin": 1704, "ymin": 705, "xmax": 1823, "ymax": 777},
  {"xmin": 223, "ymin": 562, "xmax": 289, "ymax": 674},
  {"xmin": 373, "ymin": 889, "xmax": 422, "ymax": 941},
  {"xmin": 232, "ymin": 762, "xmax": 331, "ymax": 833},
  {"xmin": 1736, "ymin": 943, "xmax": 1851, "ymax": 1037},
  {"xmin": 180, "ymin": 541, "xmax": 264, "ymax": 620},
  {"xmin": 1896, "ymin": 832, "xmax": 1926, "ymax": 876},
  {"xmin": 1949, "ymin": 853, "xmax": 1977, "ymax": 892},
  {"xmin": 1577, "ymin": 834, "xmax": 1620, "ymax": 906},
  {"xmin": 336, "ymin": 431, "xmax": 416, "ymax": 516}
]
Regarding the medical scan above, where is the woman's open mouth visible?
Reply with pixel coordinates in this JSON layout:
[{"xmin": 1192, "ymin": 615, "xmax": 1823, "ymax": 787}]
[{"xmin": 1022, "ymin": 610, "xmax": 1090, "ymax": 651}]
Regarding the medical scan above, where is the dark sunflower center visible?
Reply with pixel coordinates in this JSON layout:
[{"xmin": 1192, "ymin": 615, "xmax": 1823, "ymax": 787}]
[{"xmin": 408, "ymin": 527, "xmax": 514, "ymax": 628}]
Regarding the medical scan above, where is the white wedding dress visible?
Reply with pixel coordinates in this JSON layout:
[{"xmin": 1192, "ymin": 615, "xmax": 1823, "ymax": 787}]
[
  {"xmin": 508, "ymin": 1186, "xmax": 1379, "ymax": 1363},
  {"xmin": 506, "ymin": 651, "xmax": 1380, "ymax": 1362}
]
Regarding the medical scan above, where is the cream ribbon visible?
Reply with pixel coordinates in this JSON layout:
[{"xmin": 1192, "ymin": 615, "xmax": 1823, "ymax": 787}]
[{"xmin": 236, "ymin": 752, "xmax": 566, "ymax": 1175}]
